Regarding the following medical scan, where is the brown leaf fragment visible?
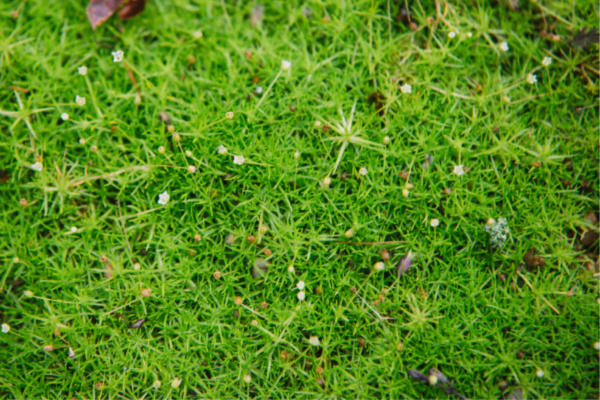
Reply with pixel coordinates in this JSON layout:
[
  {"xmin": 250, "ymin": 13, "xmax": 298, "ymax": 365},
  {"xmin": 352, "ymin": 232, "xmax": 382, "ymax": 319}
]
[
  {"xmin": 118, "ymin": 0, "xmax": 146, "ymax": 20},
  {"xmin": 572, "ymin": 27, "xmax": 600, "ymax": 48},
  {"xmin": 87, "ymin": 0, "xmax": 126, "ymax": 30}
]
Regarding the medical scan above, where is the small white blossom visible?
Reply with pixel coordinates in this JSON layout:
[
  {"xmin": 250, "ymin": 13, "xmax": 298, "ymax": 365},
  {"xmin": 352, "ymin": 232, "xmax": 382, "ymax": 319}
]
[
  {"xmin": 233, "ymin": 155, "xmax": 245, "ymax": 165},
  {"xmin": 225, "ymin": 112, "xmax": 234, "ymax": 119},
  {"xmin": 79, "ymin": 138, "xmax": 86, "ymax": 145},
  {"xmin": 536, "ymin": 369, "xmax": 545, "ymax": 378},
  {"xmin": 453, "ymin": 165, "xmax": 465, "ymax": 176},
  {"xmin": 526, "ymin": 73, "xmax": 537, "ymax": 84},
  {"xmin": 70, "ymin": 227, "xmax": 77, "ymax": 233},
  {"xmin": 400, "ymin": 83, "xmax": 412, "ymax": 94},
  {"xmin": 542, "ymin": 57, "xmax": 552, "ymax": 67},
  {"xmin": 288, "ymin": 265, "xmax": 295, "ymax": 273},
  {"xmin": 31, "ymin": 162, "xmax": 43, "ymax": 172},
  {"xmin": 188, "ymin": 165, "xmax": 197, "ymax": 173},
  {"xmin": 193, "ymin": 30, "xmax": 203, "ymax": 39},
  {"xmin": 153, "ymin": 380, "xmax": 161, "ymax": 390},
  {"xmin": 374, "ymin": 262, "xmax": 385, "ymax": 271},
  {"xmin": 499, "ymin": 42, "xmax": 509, "ymax": 52},
  {"xmin": 24, "ymin": 290, "xmax": 34, "ymax": 298},
  {"xmin": 1, "ymin": 323, "xmax": 10, "ymax": 333},
  {"xmin": 185, "ymin": 150, "xmax": 193, "ymax": 157},
  {"xmin": 309, "ymin": 336, "xmax": 320, "ymax": 346},
  {"xmin": 133, "ymin": 263, "xmax": 141, "ymax": 270},
  {"xmin": 321, "ymin": 176, "xmax": 331, "ymax": 189},
  {"xmin": 112, "ymin": 50, "xmax": 124, "ymax": 63},
  {"xmin": 69, "ymin": 347, "xmax": 76, "ymax": 358},
  {"xmin": 218, "ymin": 145, "xmax": 228, "ymax": 155},
  {"xmin": 157, "ymin": 191, "xmax": 170, "ymax": 205},
  {"xmin": 61, "ymin": 113, "xmax": 69, "ymax": 121},
  {"xmin": 294, "ymin": 150, "xmax": 300, "ymax": 159},
  {"xmin": 78, "ymin": 66, "xmax": 87, "ymax": 75},
  {"xmin": 255, "ymin": 86, "xmax": 263, "ymax": 94},
  {"xmin": 448, "ymin": 31, "xmax": 456, "ymax": 39},
  {"xmin": 430, "ymin": 219, "xmax": 440, "ymax": 228},
  {"xmin": 383, "ymin": 136, "xmax": 390, "ymax": 145},
  {"xmin": 314, "ymin": 120, "xmax": 322, "ymax": 128},
  {"xmin": 75, "ymin": 95, "xmax": 86, "ymax": 106},
  {"xmin": 297, "ymin": 291, "xmax": 305, "ymax": 301},
  {"xmin": 134, "ymin": 94, "xmax": 142, "ymax": 105},
  {"xmin": 594, "ymin": 341, "xmax": 600, "ymax": 350},
  {"xmin": 281, "ymin": 60, "xmax": 291, "ymax": 71},
  {"xmin": 13, "ymin": 257, "xmax": 19, "ymax": 263},
  {"xmin": 171, "ymin": 378, "xmax": 182, "ymax": 389},
  {"xmin": 158, "ymin": 146, "xmax": 165, "ymax": 154},
  {"xmin": 467, "ymin": 32, "xmax": 473, "ymax": 38},
  {"xmin": 359, "ymin": 167, "xmax": 368, "ymax": 176},
  {"xmin": 297, "ymin": 281, "xmax": 305, "ymax": 290},
  {"xmin": 243, "ymin": 374, "xmax": 252, "ymax": 384}
]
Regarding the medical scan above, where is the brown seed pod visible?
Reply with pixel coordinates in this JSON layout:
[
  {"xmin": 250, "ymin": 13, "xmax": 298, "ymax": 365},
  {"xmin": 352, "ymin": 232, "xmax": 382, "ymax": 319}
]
[
  {"xmin": 316, "ymin": 366, "xmax": 324, "ymax": 375},
  {"xmin": 194, "ymin": 234, "xmax": 202, "ymax": 242},
  {"xmin": 280, "ymin": 350, "xmax": 290, "ymax": 360},
  {"xmin": 396, "ymin": 342, "xmax": 404, "ymax": 351},
  {"xmin": 315, "ymin": 286, "xmax": 323, "ymax": 295},
  {"xmin": 247, "ymin": 235, "xmax": 256, "ymax": 243},
  {"xmin": 358, "ymin": 338, "xmax": 366, "ymax": 347},
  {"xmin": 141, "ymin": 288, "xmax": 151, "ymax": 297},
  {"xmin": 400, "ymin": 171, "xmax": 409, "ymax": 180},
  {"xmin": 322, "ymin": 124, "xmax": 329, "ymax": 133},
  {"xmin": 19, "ymin": 198, "xmax": 27, "ymax": 207},
  {"xmin": 533, "ymin": 161, "xmax": 541, "ymax": 168},
  {"xmin": 214, "ymin": 270, "xmax": 222, "ymax": 279},
  {"xmin": 350, "ymin": 287, "xmax": 357, "ymax": 294},
  {"xmin": 381, "ymin": 249, "xmax": 390, "ymax": 262},
  {"xmin": 264, "ymin": 248, "xmax": 272, "ymax": 256},
  {"xmin": 245, "ymin": 50, "xmax": 253, "ymax": 59},
  {"xmin": 443, "ymin": 187, "xmax": 452, "ymax": 195},
  {"xmin": 233, "ymin": 310, "xmax": 240, "ymax": 318},
  {"xmin": 234, "ymin": 297, "xmax": 243, "ymax": 305},
  {"xmin": 260, "ymin": 301, "xmax": 268, "ymax": 309}
]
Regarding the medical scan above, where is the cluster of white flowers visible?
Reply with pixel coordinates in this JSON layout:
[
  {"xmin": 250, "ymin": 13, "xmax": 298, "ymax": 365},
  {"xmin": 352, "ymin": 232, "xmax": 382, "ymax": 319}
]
[
  {"xmin": 75, "ymin": 95, "xmax": 86, "ymax": 106},
  {"xmin": 499, "ymin": 42, "xmax": 509, "ymax": 52},
  {"xmin": 453, "ymin": 165, "xmax": 465, "ymax": 176},
  {"xmin": 112, "ymin": 50, "xmax": 124, "ymax": 63},
  {"xmin": 400, "ymin": 83, "xmax": 412, "ymax": 94},
  {"xmin": 484, "ymin": 217, "xmax": 509, "ymax": 249},
  {"xmin": 157, "ymin": 191, "xmax": 170, "ymax": 205},
  {"xmin": 233, "ymin": 155, "xmax": 245, "ymax": 165}
]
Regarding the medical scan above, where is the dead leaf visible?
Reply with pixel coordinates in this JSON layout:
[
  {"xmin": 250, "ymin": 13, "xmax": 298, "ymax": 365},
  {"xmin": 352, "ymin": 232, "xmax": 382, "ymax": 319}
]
[
  {"xmin": 118, "ymin": 0, "xmax": 145, "ymax": 20},
  {"xmin": 87, "ymin": 0, "xmax": 126, "ymax": 30},
  {"xmin": 571, "ymin": 27, "xmax": 600, "ymax": 48}
]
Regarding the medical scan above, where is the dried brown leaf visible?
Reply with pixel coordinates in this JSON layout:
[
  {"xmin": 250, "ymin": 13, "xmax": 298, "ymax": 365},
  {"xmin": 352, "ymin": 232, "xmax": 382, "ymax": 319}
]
[
  {"xmin": 87, "ymin": 0, "xmax": 126, "ymax": 30},
  {"xmin": 118, "ymin": 0, "xmax": 145, "ymax": 20}
]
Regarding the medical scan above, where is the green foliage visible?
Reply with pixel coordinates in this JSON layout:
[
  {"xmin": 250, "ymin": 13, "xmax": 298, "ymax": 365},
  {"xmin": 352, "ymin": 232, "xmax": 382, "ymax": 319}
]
[{"xmin": 0, "ymin": 0, "xmax": 598, "ymax": 398}]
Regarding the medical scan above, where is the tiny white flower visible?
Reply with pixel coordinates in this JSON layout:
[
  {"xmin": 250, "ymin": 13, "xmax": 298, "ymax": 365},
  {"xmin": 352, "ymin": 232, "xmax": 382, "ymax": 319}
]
[
  {"xmin": 499, "ymin": 42, "xmax": 509, "ymax": 52},
  {"xmin": 133, "ymin": 263, "xmax": 141, "ymax": 270},
  {"xmin": 321, "ymin": 176, "xmax": 331, "ymax": 188},
  {"xmin": 158, "ymin": 146, "xmax": 165, "ymax": 154},
  {"xmin": 309, "ymin": 336, "xmax": 320, "ymax": 346},
  {"xmin": 188, "ymin": 165, "xmax": 197, "ymax": 173},
  {"xmin": 430, "ymin": 218, "xmax": 440, "ymax": 228},
  {"xmin": 153, "ymin": 380, "xmax": 161, "ymax": 390},
  {"xmin": 486, "ymin": 218, "xmax": 496, "ymax": 226},
  {"xmin": 24, "ymin": 290, "xmax": 34, "ymax": 297},
  {"xmin": 594, "ymin": 341, "xmax": 600, "ymax": 350},
  {"xmin": 314, "ymin": 120, "xmax": 322, "ymax": 128},
  {"xmin": 218, "ymin": 145, "xmax": 228, "ymax": 155},
  {"xmin": 134, "ymin": 94, "xmax": 142, "ymax": 105},
  {"xmin": 171, "ymin": 378, "xmax": 182, "ymax": 389},
  {"xmin": 185, "ymin": 150, "xmax": 193, "ymax": 157},
  {"xmin": 294, "ymin": 150, "xmax": 300, "ymax": 159},
  {"xmin": 69, "ymin": 347, "xmax": 75, "ymax": 358},
  {"xmin": 359, "ymin": 167, "xmax": 368, "ymax": 176},
  {"xmin": 281, "ymin": 60, "xmax": 291, "ymax": 71},
  {"xmin": 297, "ymin": 281, "xmax": 305, "ymax": 290},
  {"xmin": 428, "ymin": 375, "xmax": 438, "ymax": 385},
  {"xmin": 467, "ymin": 32, "xmax": 473, "ymax": 38},
  {"xmin": 31, "ymin": 162, "xmax": 43, "ymax": 172},
  {"xmin": 526, "ymin": 73, "xmax": 537, "ymax": 85},
  {"xmin": 297, "ymin": 291, "xmax": 305, "ymax": 301},
  {"xmin": 288, "ymin": 265, "xmax": 295, "ymax": 273},
  {"xmin": 70, "ymin": 227, "xmax": 77, "ymax": 233},
  {"xmin": 13, "ymin": 257, "xmax": 19, "ymax": 263},
  {"xmin": 542, "ymin": 57, "xmax": 552, "ymax": 67},
  {"xmin": 255, "ymin": 86, "xmax": 263, "ymax": 94},
  {"xmin": 374, "ymin": 262, "xmax": 385, "ymax": 271},
  {"xmin": 112, "ymin": 50, "xmax": 124, "ymax": 63},
  {"xmin": 243, "ymin": 374, "xmax": 252, "ymax": 384},
  {"xmin": 157, "ymin": 191, "xmax": 170, "ymax": 205},
  {"xmin": 453, "ymin": 165, "xmax": 465, "ymax": 176},
  {"xmin": 75, "ymin": 95, "xmax": 86, "ymax": 106},
  {"xmin": 78, "ymin": 66, "xmax": 87, "ymax": 75},
  {"xmin": 61, "ymin": 113, "xmax": 69, "ymax": 121},
  {"xmin": 225, "ymin": 111, "xmax": 234, "ymax": 119},
  {"xmin": 400, "ymin": 83, "xmax": 412, "ymax": 94},
  {"xmin": 79, "ymin": 138, "xmax": 86, "ymax": 145},
  {"xmin": 1, "ymin": 323, "xmax": 10, "ymax": 333},
  {"xmin": 193, "ymin": 30, "xmax": 203, "ymax": 39},
  {"xmin": 233, "ymin": 155, "xmax": 245, "ymax": 165},
  {"xmin": 448, "ymin": 31, "xmax": 456, "ymax": 39},
  {"xmin": 383, "ymin": 136, "xmax": 390, "ymax": 145},
  {"xmin": 536, "ymin": 369, "xmax": 545, "ymax": 378}
]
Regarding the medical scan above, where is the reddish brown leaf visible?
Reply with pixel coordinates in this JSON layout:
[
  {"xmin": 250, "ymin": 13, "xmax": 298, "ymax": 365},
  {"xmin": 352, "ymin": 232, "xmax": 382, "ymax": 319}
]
[
  {"xmin": 118, "ymin": 0, "xmax": 146, "ymax": 20},
  {"xmin": 87, "ymin": 0, "xmax": 126, "ymax": 30}
]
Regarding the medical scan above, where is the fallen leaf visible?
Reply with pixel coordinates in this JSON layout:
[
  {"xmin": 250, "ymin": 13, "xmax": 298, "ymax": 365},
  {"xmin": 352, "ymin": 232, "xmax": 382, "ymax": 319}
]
[
  {"xmin": 87, "ymin": 0, "xmax": 126, "ymax": 30},
  {"xmin": 127, "ymin": 318, "xmax": 146, "ymax": 328},
  {"xmin": 118, "ymin": 0, "xmax": 145, "ymax": 20},
  {"xmin": 397, "ymin": 251, "xmax": 414, "ymax": 276}
]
